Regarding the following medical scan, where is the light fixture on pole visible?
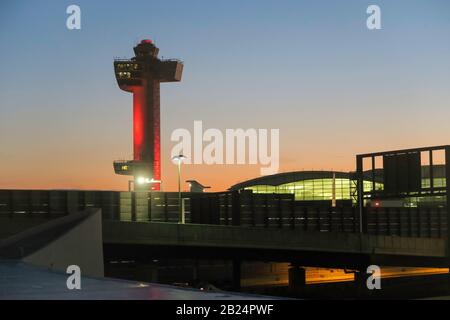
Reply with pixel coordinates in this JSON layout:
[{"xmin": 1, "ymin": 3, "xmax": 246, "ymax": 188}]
[
  {"xmin": 136, "ymin": 177, "xmax": 161, "ymax": 185},
  {"xmin": 172, "ymin": 154, "xmax": 187, "ymax": 223},
  {"xmin": 132, "ymin": 177, "xmax": 162, "ymax": 191}
]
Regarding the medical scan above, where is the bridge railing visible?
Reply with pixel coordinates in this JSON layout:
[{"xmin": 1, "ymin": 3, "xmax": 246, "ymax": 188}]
[
  {"xmin": 364, "ymin": 207, "xmax": 447, "ymax": 238},
  {"xmin": 0, "ymin": 189, "xmax": 446, "ymax": 239},
  {"xmin": 189, "ymin": 192, "xmax": 447, "ymax": 238}
]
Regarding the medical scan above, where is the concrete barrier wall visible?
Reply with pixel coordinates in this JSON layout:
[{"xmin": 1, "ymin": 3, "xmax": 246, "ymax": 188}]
[
  {"xmin": 103, "ymin": 221, "xmax": 447, "ymax": 259},
  {"xmin": 23, "ymin": 209, "xmax": 104, "ymax": 277}
]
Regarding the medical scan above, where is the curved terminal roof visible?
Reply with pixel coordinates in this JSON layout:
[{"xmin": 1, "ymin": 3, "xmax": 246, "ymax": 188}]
[
  {"xmin": 229, "ymin": 171, "xmax": 354, "ymax": 191},
  {"xmin": 228, "ymin": 165, "xmax": 446, "ymax": 191}
]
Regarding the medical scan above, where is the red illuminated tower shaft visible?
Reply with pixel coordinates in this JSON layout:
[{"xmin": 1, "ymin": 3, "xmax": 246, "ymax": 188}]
[
  {"xmin": 113, "ymin": 40, "xmax": 183, "ymax": 190},
  {"xmin": 132, "ymin": 79, "xmax": 161, "ymax": 184}
]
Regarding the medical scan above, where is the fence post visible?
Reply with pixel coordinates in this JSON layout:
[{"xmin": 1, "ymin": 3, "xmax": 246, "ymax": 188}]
[
  {"xmin": 28, "ymin": 190, "xmax": 33, "ymax": 214},
  {"xmin": 356, "ymin": 155, "xmax": 364, "ymax": 233},
  {"xmin": 417, "ymin": 207, "xmax": 422, "ymax": 238},
  {"xmin": 47, "ymin": 191, "xmax": 52, "ymax": 216},
  {"xmin": 231, "ymin": 191, "xmax": 241, "ymax": 226},
  {"xmin": 277, "ymin": 195, "xmax": 282, "ymax": 228},
  {"xmin": 290, "ymin": 197, "xmax": 295, "ymax": 229},
  {"xmin": 375, "ymin": 207, "xmax": 380, "ymax": 235},
  {"xmin": 131, "ymin": 191, "xmax": 136, "ymax": 222},
  {"xmin": 438, "ymin": 207, "xmax": 442, "ymax": 238},
  {"xmin": 213, "ymin": 194, "xmax": 220, "ymax": 225},
  {"xmin": 8, "ymin": 190, "xmax": 14, "ymax": 216},
  {"xmin": 304, "ymin": 207, "xmax": 308, "ymax": 231},
  {"xmin": 147, "ymin": 192, "xmax": 152, "ymax": 222},
  {"xmin": 427, "ymin": 207, "xmax": 432, "ymax": 238},
  {"xmin": 362, "ymin": 206, "xmax": 368, "ymax": 234},
  {"xmin": 386, "ymin": 208, "xmax": 391, "ymax": 236},
  {"xmin": 407, "ymin": 207, "xmax": 412, "ymax": 237},
  {"xmin": 224, "ymin": 193, "xmax": 229, "ymax": 225},
  {"xmin": 250, "ymin": 192, "xmax": 256, "ymax": 227},
  {"xmin": 327, "ymin": 207, "xmax": 332, "ymax": 232},
  {"xmin": 316, "ymin": 207, "xmax": 321, "ymax": 232},
  {"xmin": 164, "ymin": 193, "xmax": 168, "ymax": 222},
  {"xmin": 264, "ymin": 194, "xmax": 269, "ymax": 228}
]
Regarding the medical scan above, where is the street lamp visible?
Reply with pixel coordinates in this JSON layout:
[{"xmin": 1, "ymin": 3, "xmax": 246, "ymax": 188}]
[{"xmin": 172, "ymin": 154, "xmax": 187, "ymax": 223}]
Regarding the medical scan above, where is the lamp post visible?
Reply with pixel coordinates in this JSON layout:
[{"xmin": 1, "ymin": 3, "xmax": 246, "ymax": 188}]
[
  {"xmin": 128, "ymin": 180, "xmax": 134, "ymax": 192},
  {"xmin": 172, "ymin": 154, "xmax": 186, "ymax": 223}
]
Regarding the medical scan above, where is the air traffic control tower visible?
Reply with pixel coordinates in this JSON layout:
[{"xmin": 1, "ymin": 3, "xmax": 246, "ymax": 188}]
[{"xmin": 113, "ymin": 40, "xmax": 183, "ymax": 190}]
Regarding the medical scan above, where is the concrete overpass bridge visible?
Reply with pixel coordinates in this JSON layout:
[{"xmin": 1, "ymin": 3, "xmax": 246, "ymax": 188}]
[
  {"xmin": 1, "ymin": 189, "xmax": 449, "ymax": 292},
  {"xmin": 1, "ymin": 189, "xmax": 448, "ymax": 270},
  {"xmin": 102, "ymin": 220, "xmax": 447, "ymax": 270}
]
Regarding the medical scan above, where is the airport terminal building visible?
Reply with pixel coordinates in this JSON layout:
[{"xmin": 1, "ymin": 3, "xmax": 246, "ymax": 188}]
[{"xmin": 228, "ymin": 166, "xmax": 446, "ymax": 208}]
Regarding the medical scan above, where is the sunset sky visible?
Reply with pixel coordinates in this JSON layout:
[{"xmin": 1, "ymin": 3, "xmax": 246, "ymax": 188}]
[{"xmin": 1, "ymin": 0, "xmax": 450, "ymax": 192}]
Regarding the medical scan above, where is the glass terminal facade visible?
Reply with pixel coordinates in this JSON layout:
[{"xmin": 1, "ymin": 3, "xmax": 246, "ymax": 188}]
[
  {"xmin": 243, "ymin": 178, "xmax": 382, "ymax": 202},
  {"xmin": 241, "ymin": 176, "xmax": 446, "ymax": 207},
  {"xmin": 230, "ymin": 165, "xmax": 447, "ymax": 208}
]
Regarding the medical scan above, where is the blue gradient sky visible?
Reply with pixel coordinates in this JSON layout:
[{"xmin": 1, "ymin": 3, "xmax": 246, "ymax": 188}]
[{"xmin": 1, "ymin": 0, "xmax": 450, "ymax": 191}]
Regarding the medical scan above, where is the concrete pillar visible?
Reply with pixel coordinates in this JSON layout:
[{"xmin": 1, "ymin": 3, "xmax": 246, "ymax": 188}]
[
  {"xmin": 288, "ymin": 265, "xmax": 306, "ymax": 289},
  {"xmin": 192, "ymin": 259, "xmax": 199, "ymax": 283},
  {"xmin": 354, "ymin": 270, "xmax": 368, "ymax": 299}
]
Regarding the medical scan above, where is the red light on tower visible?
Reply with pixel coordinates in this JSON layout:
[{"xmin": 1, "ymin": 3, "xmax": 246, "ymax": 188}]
[{"xmin": 113, "ymin": 40, "xmax": 183, "ymax": 190}]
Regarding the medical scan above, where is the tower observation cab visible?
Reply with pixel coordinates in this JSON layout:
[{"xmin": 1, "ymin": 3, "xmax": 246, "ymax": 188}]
[{"xmin": 113, "ymin": 39, "xmax": 183, "ymax": 190}]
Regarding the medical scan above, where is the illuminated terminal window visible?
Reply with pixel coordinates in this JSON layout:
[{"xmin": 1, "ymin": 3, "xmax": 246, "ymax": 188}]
[
  {"xmin": 245, "ymin": 178, "xmax": 383, "ymax": 201},
  {"xmin": 422, "ymin": 178, "xmax": 446, "ymax": 189},
  {"xmin": 244, "ymin": 177, "xmax": 444, "ymax": 206}
]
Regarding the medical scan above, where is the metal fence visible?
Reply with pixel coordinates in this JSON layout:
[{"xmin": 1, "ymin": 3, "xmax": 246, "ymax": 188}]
[
  {"xmin": 0, "ymin": 189, "xmax": 446, "ymax": 238},
  {"xmin": 0, "ymin": 190, "xmax": 186, "ymax": 222},
  {"xmin": 364, "ymin": 207, "xmax": 447, "ymax": 238}
]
